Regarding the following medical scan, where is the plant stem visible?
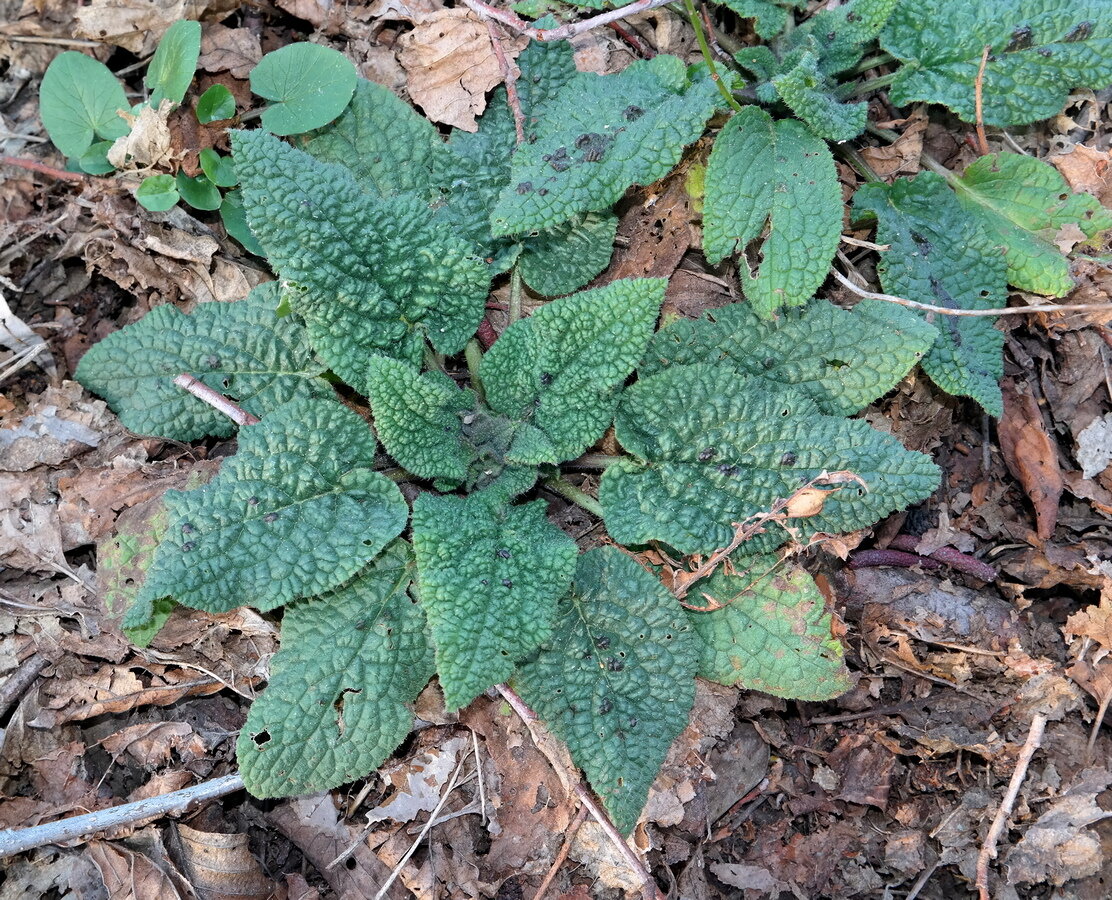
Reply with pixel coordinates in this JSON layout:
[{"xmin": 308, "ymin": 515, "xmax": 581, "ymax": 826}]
[
  {"xmin": 423, "ymin": 343, "xmax": 449, "ymax": 375},
  {"xmin": 464, "ymin": 338, "xmax": 485, "ymax": 399},
  {"xmin": 846, "ymin": 69, "xmax": 898, "ymax": 98},
  {"xmin": 566, "ymin": 452, "xmax": 620, "ymax": 470},
  {"xmin": 544, "ymin": 475, "xmax": 604, "ymax": 517},
  {"xmin": 835, "ymin": 144, "xmax": 881, "ymax": 184},
  {"xmin": 844, "ymin": 51, "xmax": 896, "ymax": 77},
  {"xmin": 683, "ymin": 0, "xmax": 743, "ymax": 112},
  {"xmin": 508, "ymin": 267, "xmax": 523, "ymax": 325}
]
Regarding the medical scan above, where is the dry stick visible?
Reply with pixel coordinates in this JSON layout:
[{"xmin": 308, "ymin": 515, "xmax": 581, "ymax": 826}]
[
  {"xmin": 0, "ymin": 155, "xmax": 86, "ymax": 183},
  {"xmin": 0, "ymin": 33, "xmax": 103, "ymax": 47},
  {"xmin": 173, "ymin": 374, "xmax": 260, "ymax": 426},
  {"xmin": 974, "ymin": 45, "xmax": 991, "ymax": 156},
  {"xmin": 485, "ymin": 20, "xmax": 526, "ymax": 144},
  {"xmin": 533, "ymin": 804, "xmax": 589, "ymax": 900},
  {"xmin": 0, "ymin": 652, "xmax": 49, "ymax": 721},
  {"xmin": 975, "ymin": 714, "xmax": 1047, "ymax": 900},
  {"xmin": 461, "ymin": 0, "xmax": 675, "ymax": 42},
  {"xmin": 832, "ymin": 267, "xmax": 1112, "ymax": 318},
  {"xmin": 0, "ymin": 774, "xmax": 245, "ymax": 858},
  {"xmin": 495, "ymin": 684, "xmax": 665, "ymax": 900}
]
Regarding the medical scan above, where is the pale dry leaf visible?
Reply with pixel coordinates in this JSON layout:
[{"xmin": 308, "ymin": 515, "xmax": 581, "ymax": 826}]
[
  {"xmin": 366, "ymin": 736, "xmax": 469, "ymax": 825},
  {"xmin": 396, "ymin": 10, "xmax": 526, "ymax": 131},
  {"xmin": 1050, "ymin": 144, "xmax": 1112, "ymax": 206},
  {"xmin": 174, "ymin": 824, "xmax": 276, "ymax": 900},
  {"xmin": 198, "ymin": 24, "xmax": 262, "ymax": 79},
  {"xmin": 1054, "ymin": 222, "xmax": 1088, "ymax": 254},
  {"xmin": 85, "ymin": 841, "xmax": 186, "ymax": 900},
  {"xmin": 73, "ymin": 0, "xmax": 214, "ymax": 56},
  {"xmin": 1077, "ymin": 413, "xmax": 1112, "ymax": 480},
  {"xmin": 107, "ymin": 100, "xmax": 175, "ymax": 172}
]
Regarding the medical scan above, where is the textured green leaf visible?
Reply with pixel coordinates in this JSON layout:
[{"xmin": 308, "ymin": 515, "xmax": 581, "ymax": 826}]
[
  {"xmin": 771, "ymin": 52, "xmax": 868, "ymax": 142},
  {"xmin": 231, "ymin": 129, "xmax": 489, "ymax": 384},
  {"xmin": 853, "ymin": 173, "xmax": 1007, "ymax": 415},
  {"xmin": 952, "ymin": 151, "xmax": 1112, "ymax": 297},
  {"xmin": 786, "ymin": 0, "xmax": 899, "ymax": 75},
  {"xmin": 514, "ymin": 547, "xmax": 698, "ymax": 834},
  {"xmin": 238, "ymin": 541, "xmax": 435, "ymax": 798},
  {"xmin": 146, "ymin": 20, "xmax": 201, "ymax": 107},
  {"xmin": 600, "ymin": 364, "xmax": 940, "ymax": 555},
  {"xmin": 76, "ymin": 283, "xmax": 329, "ymax": 440},
  {"xmin": 883, "ymin": 0, "xmax": 1112, "ymax": 127},
  {"xmin": 250, "ymin": 43, "xmax": 358, "ymax": 136},
  {"xmin": 140, "ymin": 397, "xmax": 408, "ymax": 614},
  {"xmin": 717, "ymin": 0, "xmax": 791, "ymax": 39},
  {"xmin": 300, "ymin": 78, "xmax": 444, "ymax": 197},
  {"xmin": 481, "ymin": 278, "xmax": 665, "ymax": 461},
  {"xmin": 39, "ymin": 52, "xmax": 129, "ymax": 159},
  {"xmin": 101, "ymin": 503, "xmax": 173, "ymax": 645},
  {"xmin": 688, "ymin": 555, "xmax": 851, "ymax": 699},
  {"xmin": 365, "ymin": 357, "xmax": 475, "ymax": 485},
  {"xmin": 703, "ymin": 108, "xmax": 842, "ymax": 316},
  {"xmin": 413, "ymin": 491, "xmax": 577, "ymax": 709},
  {"xmin": 641, "ymin": 298, "xmax": 937, "ymax": 415},
  {"xmin": 518, "ymin": 212, "xmax": 618, "ymax": 297},
  {"xmin": 490, "ymin": 55, "xmax": 720, "ymax": 235}
]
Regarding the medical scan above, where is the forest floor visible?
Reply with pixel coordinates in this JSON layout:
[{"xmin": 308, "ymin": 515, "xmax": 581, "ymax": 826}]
[{"xmin": 2, "ymin": 1, "xmax": 1112, "ymax": 898}]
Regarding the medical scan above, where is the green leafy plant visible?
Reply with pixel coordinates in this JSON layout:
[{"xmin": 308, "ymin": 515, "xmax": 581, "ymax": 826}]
[{"xmin": 67, "ymin": 0, "xmax": 1112, "ymax": 836}]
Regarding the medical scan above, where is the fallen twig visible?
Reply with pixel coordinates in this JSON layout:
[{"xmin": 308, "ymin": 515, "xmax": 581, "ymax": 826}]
[
  {"xmin": 485, "ymin": 20, "xmax": 525, "ymax": 144},
  {"xmin": 495, "ymin": 684, "xmax": 665, "ymax": 900},
  {"xmin": 533, "ymin": 804, "xmax": 589, "ymax": 900},
  {"xmin": 887, "ymin": 534, "xmax": 998, "ymax": 581},
  {"xmin": 0, "ymin": 774, "xmax": 245, "ymax": 858},
  {"xmin": 833, "ymin": 267, "xmax": 1112, "ymax": 318},
  {"xmin": 0, "ymin": 652, "xmax": 50, "ymax": 721},
  {"xmin": 975, "ymin": 714, "xmax": 1047, "ymax": 900},
  {"xmin": 974, "ymin": 45, "xmax": 991, "ymax": 156},
  {"xmin": 0, "ymin": 155, "xmax": 86, "ymax": 183},
  {"xmin": 461, "ymin": 0, "xmax": 674, "ymax": 42},
  {"xmin": 173, "ymin": 373, "xmax": 260, "ymax": 426}
]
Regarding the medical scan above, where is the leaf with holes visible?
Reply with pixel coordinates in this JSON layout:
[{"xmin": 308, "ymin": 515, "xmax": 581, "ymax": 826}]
[
  {"xmin": 703, "ymin": 107, "xmax": 842, "ymax": 316},
  {"xmin": 231, "ymin": 129, "xmax": 490, "ymax": 385},
  {"xmin": 853, "ymin": 173, "xmax": 1007, "ymax": 416},
  {"xmin": 136, "ymin": 397, "xmax": 408, "ymax": 617},
  {"xmin": 600, "ymin": 364, "xmax": 940, "ymax": 555},
  {"xmin": 75, "ymin": 283, "xmax": 329, "ymax": 441},
  {"xmin": 238, "ymin": 540, "xmax": 435, "ymax": 798},
  {"xmin": 883, "ymin": 0, "xmax": 1112, "ymax": 127},
  {"xmin": 481, "ymin": 278, "xmax": 665, "ymax": 461},
  {"xmin": 513, "ymin": 547, "xmax": 698, "ymax": 834},
  {"xmin": 413, "ymin": 490, "xmax": 578, "ymax": 709},
  {"xmin": 951, "ymin": 151, "xmax": 1112, "ymax": 297},
  {"xmin": 687, "ymin": 555, "xmax": 851, "ymax": 700},
  {"xmin": 639, "ymin": 298, "xmax": 937, "ymax": 415},
  {"xmin": 490, "ymin": 54, "xmax": 721, "ymax": 235}
]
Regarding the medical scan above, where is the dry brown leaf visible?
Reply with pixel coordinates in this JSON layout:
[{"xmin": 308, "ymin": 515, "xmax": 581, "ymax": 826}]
[
  {"xmin": 1050, "ymin": 144, "xmax": 1112, "ymax": 206},
  {"xmin": 998, "ymin": 377, "xmax": 1064, "ymax": 541},
  {"xmin": 198, "ymin": 24, "xmax": 262, "ymax": 80},
  {"xmin": 86, "ymin": 840, "xmax": 187, "ymax": 900},
  {"xmin": 397, "ymin": 10, "xmax": 526, "ymax": 131},
  {"xmin": 0, "ymin": 471, "xmax": 67, "ymax": 573},
  {"xmin": 173, "ymin": 824, "xmax": 276, "ymax": 900},
  {"xmin": 861, "ymin": 108, "xmax": 929, "ymax": 178},
  {"xmin": 73, "ymin": 1, "xmax": 220, "ymax": 56},
  {"xmin": 107, "ymin": 101, "xmax": 175, "ymax": 172}
]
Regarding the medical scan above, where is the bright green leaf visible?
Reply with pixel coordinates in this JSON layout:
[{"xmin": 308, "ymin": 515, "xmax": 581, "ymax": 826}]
[
  {"xmin": 413, "ymin": 491, "xmax": 578, "ymax": 709},
  {"xmin": 231, "ymin": 129, "xmax": 489, "ymax": 385},
  {"xmin": 688, "ymin": 555, "xmax": 851, "ymax": 699},
  {"xmin": 514, "ymin": 547, "xmax": 698, "ymax": 834},
  {"xmin": 640, "ymin": 298, "xmax": 938, "ymax": 415},
  {"xmin": 952, "ymin": 151, "xmax": 1112, "ymax": 297},
  {"xmin": 196, "ymin": 84, "xmax": 236, "ymax": 123},
  {"xmin": 138, "ymin": 397, "xmax": 408, "ymax": 615},
  {"xmin": 146, "ymin": 20, "xmax": 201, "ymax": 107},
  {"xmin": 853, "ymin": 173, "xmax": 1007, "ymax": 415},
  {"xmin": 717, "ymin": 0, "xmax": 791, "ymax": 38},
  {"xmin": 365, "ymin": 357, "xmax": 475, "ymax": 485},
  {"xmin": 135, "ymin": 174, "xmax": 179, "ymax": 212},
  {"xmin": 771, "ymin": 52, "xmax": 868, "ymax": 142},
  {"xmin": 175, "ymin": 172, "xmax": 222, "ymax": 210},
  {"xmin": 491, "ymin": 55, "xmax": 721, "ymax": 235},
  {"xmin": 600, "ymin": 364, "xmax": 940, "ymax": 555},
  {"xmin": 199, "ymin": 148, "xmax": 237, "ymax": 187},
  {"xmin": 78, "ymin": 140, "xmax": 115, "ymax": 175},
  {"xmin": 238, "ymin": 541, "xmax": 435, "ymax": 798},
  {"xmin": 76, "ymin": 283, "xmax": 329, "ymax": 440},
  {"xmin": 220, "ymin": 189, "xmax": 265, "ymax": 256},
  {"xmin": 39, "ymin": 51, "xmax": 129, "ymax": 159},
  {"xmin": 703, "ymin": 107, "xmax": 842, "ymax": 316},
  {"xmin": 481, "ymin": 278, "xmax": 666, "ymax": 461},
  {"xmin": 250, "ymin": 43, "xmax": 358, "ymax": 136},
  {"xmin": 883, "ymin": 0, "xmax": 1112, "ymax": 127}
]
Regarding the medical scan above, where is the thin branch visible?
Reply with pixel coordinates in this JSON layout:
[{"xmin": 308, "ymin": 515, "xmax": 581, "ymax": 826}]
[
  {"xmin": 975, "ymin": 714, "xmax": 1047, "ymax": 900},
  {"xmin": 832, "ymin": 268, "xmax": 1112, "ymax": 318},
  {"xmin": 495, "ymin": 685, "xmax": 665, "ymax": 900},
  {"xmin": 533, "ymin": 804, "xmax": 589, "ymax": 900},
  {"xmin": 0, "ymin": 775, "xmax": 245, "ymax": 858},
  {"xmin": 0, "ymin": 653, "xmax": 49, "ymax": 721},
  {"xmin": 173, "ymin": 374, "xmax": 260, "ymax": 426},
  {"xmin": 1, "ymin": 155, "xmax": 86, "ymax": 183},
  {"xmin": 683, "ymin": 0, "xmax": 742, "ymax": 111},
  {"xmin": 461, "ymin": 0, "xmax": 675, "ymax": 42},
  {"xmin": 974, "ymin": 45, "xmax": 991, "ymax": 156},
  {"xmin": 485, "ymin": 20, "xmax": 525, "ymax": 144},
  {"xmin": 543, "ymin": 476, "xmax": 604, "ymax": 518}
]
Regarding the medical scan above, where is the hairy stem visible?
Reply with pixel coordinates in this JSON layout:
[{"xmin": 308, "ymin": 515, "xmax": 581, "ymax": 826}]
[
  {"xmin": 464, "ymin": 338, "xmax": 485, "ymax": 400},
  {"xmin": 508, "ymin": 267, "xmax": 523, "ymax": 325},
  {"xmin": 683, "ymin": 0, "xmax": 743, "ymax": 112},
  {"xmin": 544, "ymin": 475, "xmax": 604, "ymax": 517}
]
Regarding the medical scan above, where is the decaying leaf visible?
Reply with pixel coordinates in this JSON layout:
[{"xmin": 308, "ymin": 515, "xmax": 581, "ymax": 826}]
[{"xmin": 998, "ymin": 376, "xmax": 1064, "ymax": 541}]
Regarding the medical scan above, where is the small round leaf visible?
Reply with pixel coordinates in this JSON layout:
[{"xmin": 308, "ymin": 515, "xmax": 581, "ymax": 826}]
[
  {"xmin": 196, "ymin": 84, "xmax": 236, "ymax": 124},
  {"xmin": 249, "ymin": 43, "xmax": 357, "ymax": 136},
  {"xmin": 78, "ymin": 140, "xmax": 116, "ymax": 175},
  {"xmin": 175, "ymin": 172, "xmax": 222, "ymax": 210},
  {"xmin": 39, "ymin": 51, "xmax": 130, "ymax": 159},
  {"xmin": 136, "ymin": 174, "xmax": 180, "ymax": 212},
  {"xmin": 198, "ymin": 148, "xmax": 237, "ymax": 187}
]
